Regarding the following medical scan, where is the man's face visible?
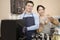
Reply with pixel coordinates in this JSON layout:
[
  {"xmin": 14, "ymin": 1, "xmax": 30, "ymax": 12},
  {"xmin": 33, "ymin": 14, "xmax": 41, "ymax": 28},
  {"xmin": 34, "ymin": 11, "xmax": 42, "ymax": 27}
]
[
  {"xmin": 25, "ymin": 3, "xmax": 34, "ymax": 12},
  {"xmin": 37, "ymin": 7, "xmax": 45, "ymax": 16}
]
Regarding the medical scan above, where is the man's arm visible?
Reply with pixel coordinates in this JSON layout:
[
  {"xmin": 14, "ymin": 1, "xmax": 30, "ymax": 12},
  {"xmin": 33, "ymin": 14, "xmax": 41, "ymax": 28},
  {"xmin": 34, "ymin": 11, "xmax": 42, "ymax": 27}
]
[{"xmin": 27, "ymin": 14, "xmax": 39, "ymax": 31}]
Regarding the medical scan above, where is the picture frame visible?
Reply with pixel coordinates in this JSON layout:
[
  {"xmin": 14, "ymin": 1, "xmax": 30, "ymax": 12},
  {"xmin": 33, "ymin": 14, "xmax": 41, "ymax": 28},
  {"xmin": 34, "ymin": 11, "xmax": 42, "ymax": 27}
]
[{"xmin": 11, "ymin": 0, "xmax": 28, "ymax": 14}]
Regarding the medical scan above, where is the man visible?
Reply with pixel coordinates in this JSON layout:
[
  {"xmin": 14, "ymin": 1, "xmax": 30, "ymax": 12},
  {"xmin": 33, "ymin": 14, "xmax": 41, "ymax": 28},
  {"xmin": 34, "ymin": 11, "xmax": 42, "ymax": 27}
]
[{"xmin": 18, "ymin": 1, "xmax": 39, "ymax": 40}]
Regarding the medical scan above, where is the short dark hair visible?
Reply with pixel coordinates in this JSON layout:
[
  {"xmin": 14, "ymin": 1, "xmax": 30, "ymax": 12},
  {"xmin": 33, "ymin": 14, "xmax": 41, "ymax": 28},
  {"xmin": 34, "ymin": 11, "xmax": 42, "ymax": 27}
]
[
  {"xmin": 37, "ymin": 5, "xmax": 45, "ymax": 11},
  {"xmin": 25, "ymin": 1, "xmax": 34, "ymax": 6}
]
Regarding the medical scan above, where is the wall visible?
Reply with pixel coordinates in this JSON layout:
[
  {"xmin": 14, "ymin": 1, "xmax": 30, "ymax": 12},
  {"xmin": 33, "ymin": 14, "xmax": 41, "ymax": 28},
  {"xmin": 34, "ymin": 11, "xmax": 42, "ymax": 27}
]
[
  {"xmin": 0, "ymin": 0, "xmax": 11, "ymax": 19},
  {"xmin": 32, "ymin": 0, "xmax": 60, "ymax": 16}
]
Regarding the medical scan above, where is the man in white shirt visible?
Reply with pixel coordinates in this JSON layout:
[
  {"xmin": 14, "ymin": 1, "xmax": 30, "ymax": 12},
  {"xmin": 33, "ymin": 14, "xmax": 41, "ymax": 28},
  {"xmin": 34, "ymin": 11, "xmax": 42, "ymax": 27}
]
[{"xmin": 18, "ymin": 1, "xmax": 39, "ymax": 40}]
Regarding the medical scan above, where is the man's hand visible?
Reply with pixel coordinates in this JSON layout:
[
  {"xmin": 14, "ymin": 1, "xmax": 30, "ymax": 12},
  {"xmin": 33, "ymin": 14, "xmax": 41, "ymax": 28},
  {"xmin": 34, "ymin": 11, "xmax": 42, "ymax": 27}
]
[{"xmin": 23, "ymin": 27, "xmax": 27, "ymax": 33}]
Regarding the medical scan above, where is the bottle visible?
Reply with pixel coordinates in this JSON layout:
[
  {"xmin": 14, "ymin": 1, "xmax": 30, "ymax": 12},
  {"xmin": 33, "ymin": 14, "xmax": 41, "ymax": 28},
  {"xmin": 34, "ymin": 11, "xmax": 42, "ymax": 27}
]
[
  {"xmin": 36, "ymin": 34, "xmax": 40, "ymax": 40},
  {"xmin": 32, "ymin": 34, "xmax": 36, "ymax": 40},
  {"xmin": 38, "ymin": 34, "xmax": 42, "ymax": 40},
  {"xmin": 46, "ymin": 34, "xmax": 49, "ymax": 40},
  {"xmin": 44, "ymin": 34, "xmax": 47, "ymax": 40},
  {"xmin": 40, "ymin": 33, "xmax": 45, "ymax": 40}
]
